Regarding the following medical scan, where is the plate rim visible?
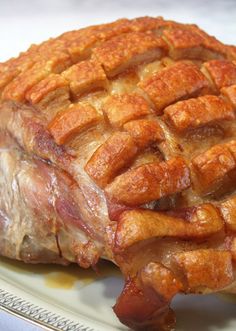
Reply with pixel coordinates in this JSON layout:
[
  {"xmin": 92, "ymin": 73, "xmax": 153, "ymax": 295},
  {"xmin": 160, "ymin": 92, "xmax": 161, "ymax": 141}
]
[{"xmin": 0, "ymin": 288, "xmax": 96, "ymax": 331}]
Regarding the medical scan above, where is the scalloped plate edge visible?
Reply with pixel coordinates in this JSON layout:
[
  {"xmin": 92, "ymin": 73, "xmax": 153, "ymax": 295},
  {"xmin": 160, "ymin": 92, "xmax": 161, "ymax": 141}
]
[{"xmin": 0, "ymin": 280, "xmax": 100, "ymax": 331}]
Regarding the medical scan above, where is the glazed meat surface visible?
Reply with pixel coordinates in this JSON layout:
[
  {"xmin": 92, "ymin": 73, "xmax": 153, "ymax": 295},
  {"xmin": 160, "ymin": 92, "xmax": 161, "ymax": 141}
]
[{"xmin": 1, "ymin": 16, "xmax": 236, "ymax": 330}]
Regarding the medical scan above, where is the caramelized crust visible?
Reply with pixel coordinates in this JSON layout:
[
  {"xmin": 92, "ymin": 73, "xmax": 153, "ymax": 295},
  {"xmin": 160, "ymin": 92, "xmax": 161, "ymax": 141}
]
[
  {"xmin": 163, "ymin": 28, "xmax": 203, "ymax": 49},
  {"xmin": 123, "ymin": 119, "xmax": 165, "ymax": 149},
  {"xmin": 220, "ymin": 196, "xmax": 236, "ymax": 231},
  {"xmin": 140, "ymin": 262, "xmax": 183, "ymax": 300},
  {"xmin": 163, "ymin": 28, "xmax": 227, "ymax": 61},
  {"xmin": 85, "ymin": 132, "xmax": 138, "ymax": 188},
  {"xmin": 230, "ymin": 237, "xmax": 236, "ymax": 261},
  {"xmin": 106, "ymin": 157, "xmax": 190, "ymax": 205},
  {"xmin": 139, "ymin": 62, "xmax": 209, "ymax": 113},
  {"xmin": 48, "ymin": 103, "xmax": 101, "ymax": 144},
  {"xmin": 62, "ymin": 59, "xmax": 107, "ymax": 98},
  {"xmin": 203, "ymin": 60, "xmax": 236, "ymax": 89},
  {"xmin": 2, "ymin": 55, "xmax": 71, "ymax": 102},
  {"xmin": 175, "ymin": 250, "xmax": 233, "ymax": 291},
  {"xmin": 189, "ymin": 24, "xmax": 228, "ymax": 59},
  {"xmin": 221, "ymin": 84, "xmax": 236, "ymax": 107},
  {"xmin": 103, "ymin": 93, "xmax": 151, "ymax": 128},
  {"xmin": 115, "ymin": 205, "xmax": 223, "ymax": 250},
  {"xmin": 0, "ymin": 68, "xmax": 20, "ymax": 96},
  {"xmin": 1, "ymin": 16, "xmax": 236, "ymax": 331},
  {"xmin": 94, "ymin": 32, "xmax": 167, "ymax": 77},
  {"xmin": 192, "ymin": 141, "xmax": 236, "ymax": 194},
  {"xmin": 26, "ymin": 74, "xmax": 69, "ymax": 105},
  {"xmin": 164, "ymin": 95, "xmax": 234, "ymax": 133}
]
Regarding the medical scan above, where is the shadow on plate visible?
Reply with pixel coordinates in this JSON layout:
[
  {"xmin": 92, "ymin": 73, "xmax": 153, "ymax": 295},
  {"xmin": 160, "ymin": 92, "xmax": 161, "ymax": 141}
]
[{"xmin": 174, "ymin": 293, "xmax": 236, "ymax": 331}]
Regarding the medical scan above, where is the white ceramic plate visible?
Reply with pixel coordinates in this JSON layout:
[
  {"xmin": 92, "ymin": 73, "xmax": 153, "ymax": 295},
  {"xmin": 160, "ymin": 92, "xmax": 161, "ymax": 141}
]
[{"xmin": 0, "ymin": 257, "xmax": 236, "ymax": 331}]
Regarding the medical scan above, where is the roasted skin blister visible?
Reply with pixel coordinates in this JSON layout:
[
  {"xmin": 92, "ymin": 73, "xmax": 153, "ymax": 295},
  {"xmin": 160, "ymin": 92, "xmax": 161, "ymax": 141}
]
[{"xmin": 0, "ymin": 16, "xmax": 236, "ymax": 331}]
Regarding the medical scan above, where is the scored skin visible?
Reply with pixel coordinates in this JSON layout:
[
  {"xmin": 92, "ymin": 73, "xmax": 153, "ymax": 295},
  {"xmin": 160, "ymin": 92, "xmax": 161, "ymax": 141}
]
[
  {"xmin": 1, "ymin": 16, "xmax": 236, "ymax": 331},
  {"xmin": 61, "ymin": 59, "xmax": 108, "ymax": 98},
  {"xmin": 93, "ymin": 32, "xmax": 168, "ymax": 77},
  {"xmin": 48, "ymin": 103, "xmax": 102, "ymax": 144},
  {"xmin": 164, "ymin": 95, "xmax": 235, "ymax": 133},
  {"xmin": 203, "ymin": 60, "xmax": 236, "ymax": 89},
  {"xmin": 102, "ymin": 93, "xmax": 151, "ymax": 128},
  {"xmin": 105, "ymin": 157, "xmax": 191, "ymax": 206},
  {"xmin": 138, "ymin": 61, "xmax": 210, "ymax": 113},
  {"xmin": 192, "ymin": 140, "xmax": 236, "ymax": 194}
]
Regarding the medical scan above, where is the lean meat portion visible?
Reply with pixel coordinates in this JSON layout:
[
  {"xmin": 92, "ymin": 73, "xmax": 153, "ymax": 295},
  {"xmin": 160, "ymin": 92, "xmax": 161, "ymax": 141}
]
[{"xmin": 1, "ymin": 17, "xmax": 236, "ymax": 330}]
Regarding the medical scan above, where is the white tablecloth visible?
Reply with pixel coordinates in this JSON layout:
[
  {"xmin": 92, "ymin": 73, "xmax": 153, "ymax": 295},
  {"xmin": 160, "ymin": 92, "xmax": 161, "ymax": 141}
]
[{"xmin": 0, "ymin": 0, "xmax": 235, "ymax": 330}]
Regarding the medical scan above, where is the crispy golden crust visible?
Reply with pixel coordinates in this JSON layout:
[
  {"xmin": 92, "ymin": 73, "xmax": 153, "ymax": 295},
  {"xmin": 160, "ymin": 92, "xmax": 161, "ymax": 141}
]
[
  {"xmin": 220, "ymin": 196, "xmax": 236, "ymax": 231},
  {"xmin": 105, "ymin": 157, "xmax": 191, "ymax": 205},
  {"xmin": 138, "ymin": 61, "xmax": 210, "ymax": 113},
  {"xmin": 26, "ymin": 74, "xmax": 69, "ymax": 105},
  {"xmin": 221, "ymin": 84, "xmax": 236, "ymax": 107},
  {"xmin": 192, "ymin": 140, "xmax": 236, "ymax": 194},
  {"xmin": 48, "ymin": 103, "xmax": 101, "ymax": 144},
  {"xmin": 123, "ymin": 119, "xmax": 164, "ymax": 148},
  {"xmin": 85, "ymin": 132, "xmax": 138, "ymax": 188},
  {"xmin": 62, "ymin": 59, "xmax": 108, "ymax": 97},
  {"xmin": 94, "ymin": 32, "xmax": 167, "ymax": 77},
  {"xmin": 1, "ymin": 16, "xmax": 236, "ymax": 331},
  {"xmin": 203, "ymin": 60, "xmax": 236, "ymax": 89},
  {"xmin": 164, "ymin": 95, "xmax": 234, "ymax": 133},
  {"xmin": 175, "ymin": 250, "xmax": 233, "ymax": 291},
  {"xmin": 115, "ymin": 205, "xmax": 223, "ymax": 251},
  {"xmin": 103, "ymin": 93, "xmax": 151, "ymax": 128},
  {"xmin": 2, "ymin": 55, "xmax": 71, "ymax": 102}
]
